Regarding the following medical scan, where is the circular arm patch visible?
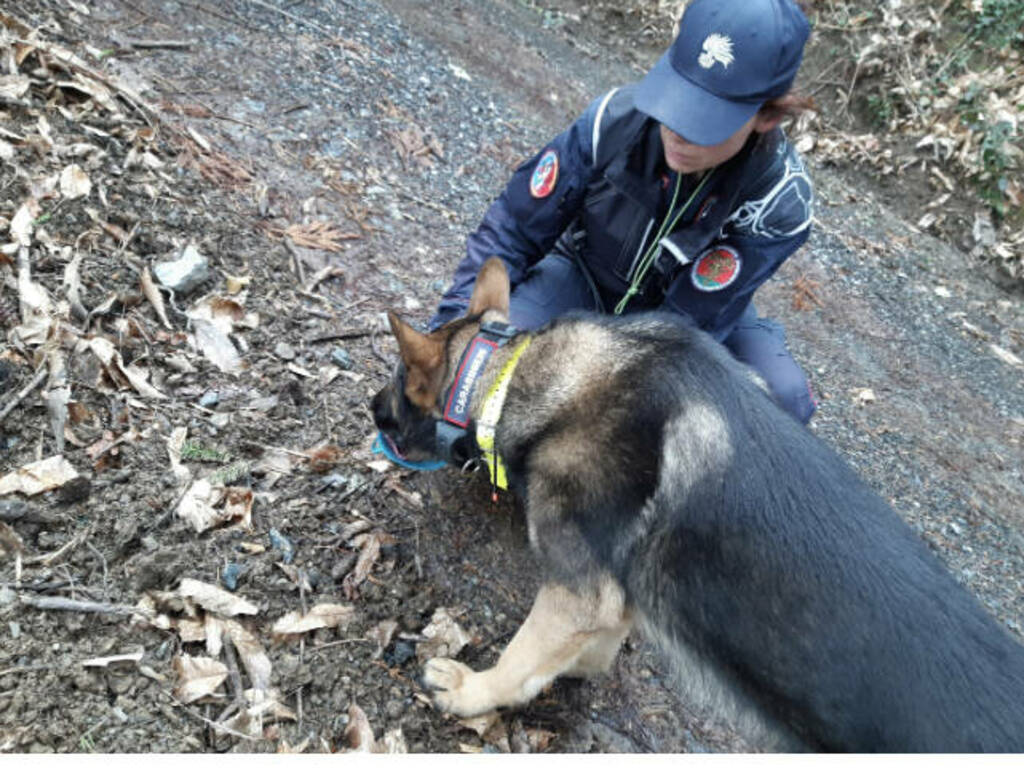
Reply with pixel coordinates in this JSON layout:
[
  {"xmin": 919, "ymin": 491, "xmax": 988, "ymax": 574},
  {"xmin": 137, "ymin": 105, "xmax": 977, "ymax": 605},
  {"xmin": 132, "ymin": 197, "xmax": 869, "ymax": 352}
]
[
  {"xmin": 691, "ymin": 245, "xmax": 741, "ymax": 292},
  {"xmin": 529, "ymin": 149, "xmax": 559, "ymax": 199}
]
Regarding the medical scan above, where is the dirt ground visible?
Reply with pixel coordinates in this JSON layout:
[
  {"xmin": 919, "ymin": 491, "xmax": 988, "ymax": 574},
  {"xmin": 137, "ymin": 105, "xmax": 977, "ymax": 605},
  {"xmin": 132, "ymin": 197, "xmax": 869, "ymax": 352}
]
[{"xmin": 1, "ymin": 0, "xmax": 1022, "ymax": 755}]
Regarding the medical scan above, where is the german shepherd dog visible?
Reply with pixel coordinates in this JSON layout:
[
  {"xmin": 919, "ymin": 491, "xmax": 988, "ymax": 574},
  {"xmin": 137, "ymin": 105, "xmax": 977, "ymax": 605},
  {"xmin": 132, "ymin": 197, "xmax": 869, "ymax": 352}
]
[{"xmin": 372, "ymin": 258, "xmax": 1024, "ymax": 751}]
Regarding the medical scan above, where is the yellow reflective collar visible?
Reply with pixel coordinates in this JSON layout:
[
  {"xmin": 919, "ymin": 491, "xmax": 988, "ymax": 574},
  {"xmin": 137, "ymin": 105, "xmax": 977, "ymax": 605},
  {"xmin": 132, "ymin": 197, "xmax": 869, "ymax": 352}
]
[{"xmin": 476, "ymin": 336, "xmax": 532, "ymax": 492}]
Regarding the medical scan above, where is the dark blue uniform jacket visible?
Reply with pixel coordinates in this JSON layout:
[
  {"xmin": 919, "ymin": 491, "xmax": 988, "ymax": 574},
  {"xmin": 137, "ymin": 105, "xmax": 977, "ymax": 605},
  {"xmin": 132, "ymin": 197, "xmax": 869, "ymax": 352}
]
[{"xmin": 432, "ymin": 84, "xmax": 813, "ymax": 341}]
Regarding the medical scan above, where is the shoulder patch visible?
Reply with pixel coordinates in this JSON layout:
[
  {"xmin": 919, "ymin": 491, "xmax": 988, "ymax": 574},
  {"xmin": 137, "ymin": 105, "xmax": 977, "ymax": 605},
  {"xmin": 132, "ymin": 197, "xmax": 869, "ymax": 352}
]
[
  {"xmin": 692, "ymin": 245, "xmax": 741, "ymax": 292},
  {"xmin": 725, "ymin": 151, "xmax": 813, "ymax": 239},
  {"xmin": 530, "ymin": 149, "xmax": 559, "ymax": 199}
]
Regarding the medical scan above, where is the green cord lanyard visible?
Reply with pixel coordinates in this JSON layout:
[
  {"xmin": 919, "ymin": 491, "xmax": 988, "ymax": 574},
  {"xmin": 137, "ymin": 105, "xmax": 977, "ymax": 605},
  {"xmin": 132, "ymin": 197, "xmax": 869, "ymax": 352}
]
[{"xmin": 613, "ymin": 168, "xmax": 716, "ymax": 315}]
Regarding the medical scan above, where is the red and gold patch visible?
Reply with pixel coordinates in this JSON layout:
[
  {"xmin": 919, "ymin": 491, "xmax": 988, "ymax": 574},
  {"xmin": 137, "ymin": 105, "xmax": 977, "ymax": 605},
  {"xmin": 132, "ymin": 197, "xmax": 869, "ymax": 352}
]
[
  {"xmin": 529, "ymin": 149, "xmax": 559, "ymax": 199},
  {"xmin": 691, "ymin": 245, "xmax": 741, "ymax": 292}
]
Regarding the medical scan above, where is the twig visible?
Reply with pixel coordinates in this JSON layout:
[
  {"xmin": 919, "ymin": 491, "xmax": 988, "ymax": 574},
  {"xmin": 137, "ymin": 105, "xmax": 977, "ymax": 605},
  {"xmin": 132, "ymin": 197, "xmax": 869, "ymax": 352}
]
[
  {"xmin": 240, "ymin": 0, "xmax": 332, "ymax": 36},
  {"xmin": 23, "ymin": 525, "xmax": 93, "ymax": 567},
  {"xmin": 283, "ymin": 237, "xmax": 306, "ymax": 285},
  {"xmin": 127, "ymin": 39, "xmax": 196, "ymax": 49},
  {"xmin": 19, "ymin": 595, "xmax": 138, "ymax": 615},
  {"xmin": 310, "ymin": 328, "xmax": 378, "ymax": 343},
  {"xmin": 0, "ymin": 365, "xmax": 47, "ymax": 425},
  {"xmin": 0, "ymin": 580, "xmax": 70, "ymax": 592},
  {"xmin": 307, "ymin": 638, "xmax": 373, "ymax": 654},
  {"xmin": 0, "ymin": 664, "xmax": 51, "ymax": 677},
  {"xmin": 86, "ymin": 542, "xmax": 110, "ymax": 600},
  {"xmin": 222, "ymin": 635, "xmax": 247, "ymax": 709}
]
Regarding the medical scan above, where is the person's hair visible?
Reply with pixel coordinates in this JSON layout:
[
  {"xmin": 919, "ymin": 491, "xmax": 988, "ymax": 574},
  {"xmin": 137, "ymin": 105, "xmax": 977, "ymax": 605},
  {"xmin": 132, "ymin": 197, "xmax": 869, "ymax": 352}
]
[{"xmin": 758, "ymin": 90, "xmax": 816, "ymax": 121}]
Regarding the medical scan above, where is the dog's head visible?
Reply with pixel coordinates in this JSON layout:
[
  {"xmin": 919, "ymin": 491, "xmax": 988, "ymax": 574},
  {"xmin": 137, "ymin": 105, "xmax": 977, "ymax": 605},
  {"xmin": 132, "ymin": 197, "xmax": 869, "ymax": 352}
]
[{"xmin": 371, "ymin": 257, "xmax": 511, "ymax": 464}]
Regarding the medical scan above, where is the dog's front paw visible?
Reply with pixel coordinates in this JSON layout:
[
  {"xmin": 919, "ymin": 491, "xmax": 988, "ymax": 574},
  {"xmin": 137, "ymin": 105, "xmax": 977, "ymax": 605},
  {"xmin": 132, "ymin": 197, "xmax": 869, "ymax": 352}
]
[{"xmin": 422, "ymin": 657, "xmax": 497, "ymax": 718}]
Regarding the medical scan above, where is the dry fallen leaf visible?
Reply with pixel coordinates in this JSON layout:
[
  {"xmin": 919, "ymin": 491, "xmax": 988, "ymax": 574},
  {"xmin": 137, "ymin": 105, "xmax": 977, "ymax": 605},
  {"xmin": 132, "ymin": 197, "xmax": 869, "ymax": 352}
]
[
  {"xmin": 221, "ymin": 689, "xmax": 296, "ymax": 738},
  {"xmin": 172, "ymin": 654, "xmax": 228, "ymax": 704},
  {"xmin": 344, "ymin": 703, "xmax": 376, "ymax": 752},
  {"xmin": 460, "ymin": 711, "xmax": 509, "ymax": 751},
  {"xmin": 10, "ymin": 199, "xmax": 39, "ymax": 247},
  {"xmin": 226, "ymin": 619, "xmax": 273, "ymax": 694},
  {"xmin": 59, "ymin": 163, "xmax": 91, "ymax": 199},
  {"xmin": 343, "ymin": 530, "xmax": 395, "ymax": 599},
  {"xmin": 0, "ymin": 455, "xmax": 80, "ymax": 496},
  {"xmin": 367, "ymin": 619, "xmax": 399, "ymax": 659},
  {"xmin": 306, "ymin": 445, "xmax": 343, "ymax": 473},
  {"xmin": 417, "ymin": 607, "xmax": 472, "ymax": 662},
  {"xmin": 271, "ymin": 603, "xmax": 356, "ymax": 640},
  {"xmin": 186, "ymin": 296, "xmax": 247, "ymax": 375},
  {"xmin": 87, "ymin": 336, "xmax": 166, "ymax": 399},
  {"xmin": 178, "ymin": 578, "xmax": 259, "ymax": 617},
  {"xmin": 176, "ymin": 479, "xmax": 226, "ymax": 533},
  {"xmin": 140, "ymin": 267, "xmax": 172, "ymax": 330}
]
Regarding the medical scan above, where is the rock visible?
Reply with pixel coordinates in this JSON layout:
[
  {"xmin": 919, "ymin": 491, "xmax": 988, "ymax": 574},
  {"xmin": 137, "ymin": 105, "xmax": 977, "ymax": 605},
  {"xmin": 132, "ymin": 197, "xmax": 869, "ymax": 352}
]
[
  {"xmin": 274, "ymin": 342, "xmax": 297, "ymax": 361},
  {"xmin": 106, "ymin": 670, "xmax": 134, "ymax": 695},
  {"xmin": 221, "ymin": 562, "xmax": 244, "ymax": 591},
  {"xmin": 198, "ymin": 390, "xmax": 220, "ymax": 408},
  {"xmin": 269, "ymin": 528, "xmax": 296, "ymax": 564},
  {"xmin": 73, "ymin": 670, "xmax": 106, "ymax": 696},
  {"xmin": 385, "ymin": 699, "xmax": 406, "ymax": 720},
  {"xmin": 56, "ymin": 476, "xmax": 91, "ymax": 505},
  {"xmin": 383, "ymin": 640, "xmax": 415, "ymax": 667},
  {"xmin": 153, "ymin": 244, "xmax": 209, "ymax": 295},
  {"xmin": 331, "ymin": 347, "xmax": 353, "ymax": 369}
]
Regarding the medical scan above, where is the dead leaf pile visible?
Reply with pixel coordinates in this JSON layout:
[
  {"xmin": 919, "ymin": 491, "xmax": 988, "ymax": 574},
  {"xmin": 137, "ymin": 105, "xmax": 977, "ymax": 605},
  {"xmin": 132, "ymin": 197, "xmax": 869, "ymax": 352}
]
[{"xmin": 133, "ymin": 578, "xmax": 297, "ymax": 739}]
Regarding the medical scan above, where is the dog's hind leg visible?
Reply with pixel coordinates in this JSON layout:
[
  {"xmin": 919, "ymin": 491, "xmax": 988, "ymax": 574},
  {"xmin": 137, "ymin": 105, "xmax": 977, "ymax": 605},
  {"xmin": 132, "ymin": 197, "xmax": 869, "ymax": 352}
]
[{"xmin": 423, "ymin": 577, "xmax": 633, "ymax": 717}]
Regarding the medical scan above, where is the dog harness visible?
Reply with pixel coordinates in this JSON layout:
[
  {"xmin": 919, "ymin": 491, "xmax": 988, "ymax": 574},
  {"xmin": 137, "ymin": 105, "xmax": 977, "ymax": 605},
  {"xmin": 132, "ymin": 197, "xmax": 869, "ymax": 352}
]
[{"xmin": 436, "ymin": 321, "xmax": 530, "ymax": 497}]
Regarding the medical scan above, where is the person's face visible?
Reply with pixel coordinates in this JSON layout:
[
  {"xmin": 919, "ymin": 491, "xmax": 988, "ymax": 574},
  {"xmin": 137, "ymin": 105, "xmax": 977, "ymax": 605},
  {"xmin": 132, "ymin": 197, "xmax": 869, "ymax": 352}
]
[{"xmin": 659, "ymin": 113, "xmax": 778, "ymax": 174}]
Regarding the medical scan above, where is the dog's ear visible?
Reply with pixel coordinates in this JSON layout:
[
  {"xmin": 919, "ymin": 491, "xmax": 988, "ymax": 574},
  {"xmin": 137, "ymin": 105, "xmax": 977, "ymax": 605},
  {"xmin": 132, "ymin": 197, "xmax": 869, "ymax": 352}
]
[
  {"xmin": 387, "ymin": 312, "xmax": 446, "ymax": 411},
  {"xmin": 467, "ymin": 257, "xmax": 510, "ymax": 318}
]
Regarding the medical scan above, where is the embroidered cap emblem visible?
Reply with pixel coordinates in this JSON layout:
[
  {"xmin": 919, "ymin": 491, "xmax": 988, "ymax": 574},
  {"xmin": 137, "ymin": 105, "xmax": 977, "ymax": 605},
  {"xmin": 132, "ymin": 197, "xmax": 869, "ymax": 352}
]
[
  {"xmin": 692, "ymin": 245, "xmax": 741, "ymax": 292},
  {"xmin": 530, "ymin": 149, "xmax": 559, "ymax": 199},
  {"xmin": 698, "ymin": 34, "xmax": 734, "ymax": 70}
]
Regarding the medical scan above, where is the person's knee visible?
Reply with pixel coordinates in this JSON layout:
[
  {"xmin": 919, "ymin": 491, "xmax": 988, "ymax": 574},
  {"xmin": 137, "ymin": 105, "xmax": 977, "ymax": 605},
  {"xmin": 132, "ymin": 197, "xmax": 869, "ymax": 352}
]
[{"xmin": 776, "ymin": 378, "xmax": 817, "ymax": 425}]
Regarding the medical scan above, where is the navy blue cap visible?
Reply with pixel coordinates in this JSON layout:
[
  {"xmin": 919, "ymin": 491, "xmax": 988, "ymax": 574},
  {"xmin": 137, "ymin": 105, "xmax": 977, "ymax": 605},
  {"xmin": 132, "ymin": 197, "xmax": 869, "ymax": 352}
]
[{"xmin": 634, "ymin": 0, "xmax": 810, "ymax": 146}]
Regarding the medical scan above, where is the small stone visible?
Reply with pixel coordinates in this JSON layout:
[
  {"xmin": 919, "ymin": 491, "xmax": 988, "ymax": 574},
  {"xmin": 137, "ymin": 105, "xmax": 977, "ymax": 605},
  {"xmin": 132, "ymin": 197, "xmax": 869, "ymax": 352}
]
[
  {"xmin": 269, "ymin": 528, "xmax": 295, "ymax": 564},
  {"xmin": 383, "ymin": 640, "xmax": 415, "ymax": 667},
  {"xmin": 221, "ymin": 562, "xmax": 244, "ymax": 591},
  {"xmin": 331, "ymin": 347, "xmax": 353, "ymax": 370},
  {"xmin": 210, "ymin": 412, "xmax": 230, "ymax": 429},
  {"xmin": 106, "ymin": 671, "xmax": 133, "ymax": 695},
  {"xmin": 153, "ymin": 245, "xmax": 209, "ymax": 295},
  {"xmin": 8, "ymin": 622, "xmax": 20, "ymax": 639},
  {"xmin": 198, "ymin": 390, "xmax": 220, "ymax": 408},
  {"xmin": 384, "ymin": 699, "xmax": 405, "ymax": 720},
  {"xmin": 57, "ymin": 476, "xmax": 91, "ymax": 505},
  {"xmin": 274, "ymin": 342, "xmax": 297, "ymax": 361}
]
